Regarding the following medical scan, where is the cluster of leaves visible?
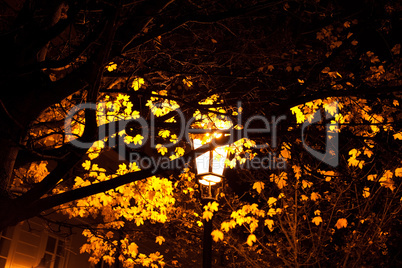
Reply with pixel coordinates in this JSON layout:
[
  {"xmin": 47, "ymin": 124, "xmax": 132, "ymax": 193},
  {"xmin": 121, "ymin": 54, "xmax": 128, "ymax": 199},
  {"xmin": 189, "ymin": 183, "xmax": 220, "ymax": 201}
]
[{"xmin": 3, "ymin": 0, "xmax": 401, "ymax": 267}]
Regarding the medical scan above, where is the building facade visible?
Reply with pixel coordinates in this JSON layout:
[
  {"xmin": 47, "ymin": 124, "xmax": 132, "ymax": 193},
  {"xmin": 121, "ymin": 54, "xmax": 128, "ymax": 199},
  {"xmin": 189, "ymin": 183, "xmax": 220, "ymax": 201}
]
[{"xmin": 0, "ymin": 218, "xmax": 90, "ymax": 268}]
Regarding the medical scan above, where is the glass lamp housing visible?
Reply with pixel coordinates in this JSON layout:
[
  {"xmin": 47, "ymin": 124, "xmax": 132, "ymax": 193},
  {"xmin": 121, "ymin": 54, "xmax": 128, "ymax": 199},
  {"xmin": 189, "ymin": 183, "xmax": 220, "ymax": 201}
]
[{"xmin": 192, "ymin": 134, "xmax": 228, "ymax": 200}]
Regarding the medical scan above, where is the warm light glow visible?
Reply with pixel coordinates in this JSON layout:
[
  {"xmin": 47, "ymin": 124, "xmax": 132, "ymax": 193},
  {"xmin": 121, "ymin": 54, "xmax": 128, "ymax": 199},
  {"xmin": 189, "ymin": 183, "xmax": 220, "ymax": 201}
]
[
  {"xmin": 214, "ymin": 133, "xmax": 222, "ymax": 138},
  {"xmin": 193, "ymin": 136, "xmax": 228, "ymax": 177},
  {"xmin": 199, "ymin": 179, "xmax": 215, "ymax": 185},
  {"xmin": 193, "ymin": 139, "xmax": 210, "ymax": 174},
  {"xmin": 212, "ymin": 145, "xmax": 227, "ymax": 176},
  {"xmin": 201, "ymin": 175, "xmax": 222, "ymax": 184}
]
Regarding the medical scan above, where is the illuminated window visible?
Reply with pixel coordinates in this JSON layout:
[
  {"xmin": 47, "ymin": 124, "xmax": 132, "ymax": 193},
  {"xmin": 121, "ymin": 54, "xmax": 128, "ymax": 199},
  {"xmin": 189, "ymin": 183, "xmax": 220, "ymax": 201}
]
[
  {"xmin": 38, "ymin": 236, "xmax": 66, "ymax": 268},
  {"xmin": 0, "ymin": 227, "xmax": 14, "ymax": 268}
]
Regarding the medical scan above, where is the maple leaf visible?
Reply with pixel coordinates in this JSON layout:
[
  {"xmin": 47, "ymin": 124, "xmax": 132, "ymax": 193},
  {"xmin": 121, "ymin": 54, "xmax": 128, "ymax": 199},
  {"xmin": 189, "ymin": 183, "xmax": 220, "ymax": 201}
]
[
  {"xmin": 311, "ymin": 192, "xmax": 321, "ymax": 201},
  {"xmin": 264, "ymin": 219, "xmax": 274, "ymax": 231},
  {"xmin": 302, "ymin": 180, "xmax": 313, "ymax": 189},
  {"xmin": 82, "ymin": 160, "xmax": 91, "ymax": 170},
  {"xmin": 394, "ymin": 132, "xmax": 402, "ymax": 140},
  {"xmin": 253, "ymin": 181, "xmax": 265, "ymax": 194},
  {"xmin": 156, "ymin": 144, "xmax": 168, "ymax": 155},
  {"xmin": 395, "ymin": 168, "xmax": 402, "ymax": 177},
  {"xmin": 203, "ymin": 211, "xmax": 213, "ymax": 221},
  {"xmin": 135, "ymin": 217, "xmax": 144, "ymax": 226},
  {"xmin": 312, "ymin": 216, "xmax": 322, "ymax": 226},
  {"xmin": 204, "ymin": 201, "xmax": 219, "ymax": 213},
  {"xmin": 292, "ymin": 165, "xmax": 302, "ymax": 179},
  {"xmin": 132, "ymin": 134, "xmax": 144, "ymax": 145},
  {"xmin": 335, "ymin": 218, "xmax": 348, "ymax": 229},
  {"xmin": 131, "ymin": 77, "xmax": 145, "ymax": 91},
  {"xmin": 363, "ymin": 187, "xmax": 370, "ymax": 198},
  {"xmin": 246, "ymin": 234, "xmax": 256, "ymax": 246},
  {"xmin": 158, "ymin": 129, "xmax": 170, "ymax": 138},
  {"xmin": 211, "ymin": 230, "xmax": 224, "ymax": 242},
  {"xmin": 105, "ymin": 231, "xmax": 114, "ymax": 239},
  {"xmin": 128, "ymin": 242, "xmax": 138, "ymax": 258},
  {"xmin": 270, "ymin": 172, "xmax": 288, "ymax": 189},
  {"xmin": 155, "ymin": 236, "xmax": 165, "ymax": 245},
  {"xmin": 175, "ymin": 147, "xmax": 185, "ymax": 156},
  {"xmin": 301, "ymin": 195, "xmax": 309, "ymax": 201},
  {"xmin": 267, "ymin": 197, "xmax": 277, "ymax": 207},
  {"xmin": 348, "ymin": 157, "xmax": 360, "ymax": 167},
  {"xmin": 221, "ymin": 221, "xmax": 232, "ymax": 233},
  {"xmin": 106, "ymin": 62, "xmax": 117, "ymax": 72}
]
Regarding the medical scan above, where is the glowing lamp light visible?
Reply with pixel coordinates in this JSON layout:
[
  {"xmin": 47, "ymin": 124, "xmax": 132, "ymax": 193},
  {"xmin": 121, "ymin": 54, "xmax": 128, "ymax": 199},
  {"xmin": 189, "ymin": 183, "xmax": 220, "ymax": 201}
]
[{"xmin": 192, "ymin": 133, "xmax": 228, "ymax": 200}]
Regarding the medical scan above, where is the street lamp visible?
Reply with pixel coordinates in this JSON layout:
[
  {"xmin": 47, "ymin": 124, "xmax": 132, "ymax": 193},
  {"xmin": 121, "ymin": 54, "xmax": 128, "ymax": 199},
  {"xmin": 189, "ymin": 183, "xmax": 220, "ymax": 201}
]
[
  {"xmin": 192, "ymin": 132, "xmax": 228, "ymax": 268},
  {"xmin": 192, "ymin": 133, "xmax": 228, "ymax": 199}
]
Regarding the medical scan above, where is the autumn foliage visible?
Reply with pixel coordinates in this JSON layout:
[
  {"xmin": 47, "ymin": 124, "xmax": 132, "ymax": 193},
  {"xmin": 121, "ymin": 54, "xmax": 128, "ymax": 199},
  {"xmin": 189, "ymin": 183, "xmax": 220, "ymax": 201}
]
[{"xmin": 0, "ymin": 0, "xmax": 401, "ymax": 267}]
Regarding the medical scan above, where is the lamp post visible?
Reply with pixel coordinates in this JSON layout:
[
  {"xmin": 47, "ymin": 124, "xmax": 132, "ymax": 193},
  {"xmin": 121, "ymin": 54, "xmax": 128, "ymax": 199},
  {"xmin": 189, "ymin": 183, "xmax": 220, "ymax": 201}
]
[{"xmin": 192, "ymin": 133, "xmax": 228, "ymax": 268}]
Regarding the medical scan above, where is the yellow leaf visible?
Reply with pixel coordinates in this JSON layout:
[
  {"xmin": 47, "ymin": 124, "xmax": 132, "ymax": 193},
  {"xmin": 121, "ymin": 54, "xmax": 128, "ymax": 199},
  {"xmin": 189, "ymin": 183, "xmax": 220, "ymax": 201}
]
[
  {"xmin": 363, "ymin": 187, "xmax": 370, "ymax": 198},
  {"xmin": 264, "ymin": 219, "xmax": 274, "ymax": 231},
  {"xmin": 395, "ymin": 168, "xmax": 402, "ymax": 177},
  {"xmin": 106, "ymin": 62, "xmax": 117, "ymax": 72},
  {"xmin": 131, "ymin": 77, "xmax": 145, "ymax": 91},
  {"xmin": 82, "ymin": 160, "xmax": 91, "ymax": 170},
  {"xmin": 158, "ymin": 129, "xmax": 170, "ymax": 138},
  {"xmin": 204, "ymin": 201, "xmax": 219, "ymax": 213},
  {"xmin": 203, "ymin": 211, "xmax": 213, "ymax": 221},
  {"xmin": 246, "ymin": 234, "xmax": 256, "ymax": 246},
  {"xmin": 175, "ymin": 147, "xmax": 185, "ymax": 156},
  {"xmin": 267, "ymin": 197, "xmax": 277, "ymax": 207},
  {"xmin": 271, "ymin": 172, "xmax": 288, "ymax": 189},
  {"xmin": 132, "ymin": 134, "xmax": 144, "ymax": 145},
  {"xmin": 379, "ymin": 171, "xmax": 395, "ymax": 191},
  {"xmin": 348, "ymin": 156, "xmax": 360, "ymax": 167},
  {"xmin": 156, "ymin": 144, "xmax": 168, "ymax": 155},
  {"xmin": 312, "ymin": 216, "xmax": 322, "ymax": 226},
  {"xmin": 292, "ymin": 165, "xmax": 302, "ymax": 180},
  {"xmin": 311, "ymin": 192, "xmax": 321, "ymax": 201},
  {"xmin": 155, "ymin": 236, "xmax": 165, "ymax": 245},
  {"xmin": 302, "ymin": 180, "xmax": 313, "ymax": 189},
  {"xmin": 135, "ymin": 217, "xmax": 144, "ymax": 226},
  {"xmin": 394, "ymin": 132, "xmax": 402, "ymax": 140},
  {"xmin": 221, "ymin": 221, "xmax": 231, "ymax": 232},
  {"xmin": 253, "ymin": 181, "xmax": 265, "ymax": 194},
  {"xmin": 182, "ymin": 77, "xmax": 193, "ymax": 87},
  {"xmin": 170, "ymin": 134, "xmax": 178, "ymax": 143},
  {"xmin": 335, "ymin": 218, "xmax": 348, "ymax": 229},
  {"xmin": 128, "ymin": 242, "xmax": 138, "ymax": 258},
  {"xmin": 211, "ymin": 230, "xmax": 224, "ymax": 242},
  {"xmin": 105, "ymin": 231, "xmax": 114, "ymax": 239},
  {"xmin": 301, "ymin": 194, "xmax": 309, "ymax": 201}
]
